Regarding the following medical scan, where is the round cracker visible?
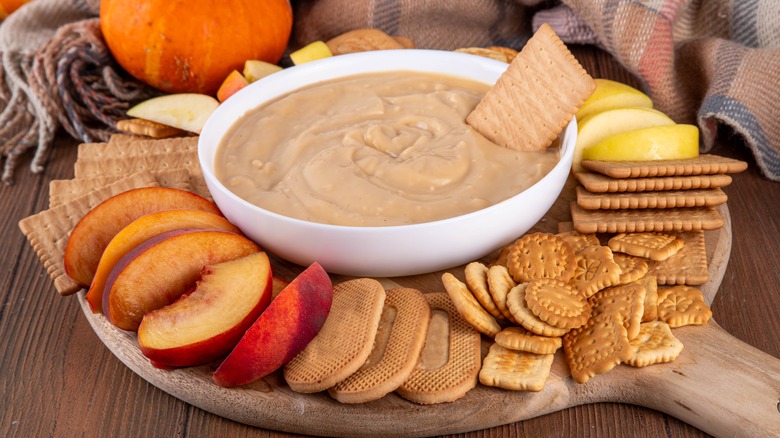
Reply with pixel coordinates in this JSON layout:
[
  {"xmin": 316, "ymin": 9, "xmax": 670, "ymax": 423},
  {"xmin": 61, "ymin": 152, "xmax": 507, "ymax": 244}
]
[
  {"xmin": 442, "ymin": 272, "xmax": 501, "ymax": 337},
  {"xmin": 525, "ymin": 278, "xmax": 591, "ymax": 329},
  {"xmin": 464, "ymin": 262, "xmax": 505, "ymax": 320},
  {"xmin": 507, "ymin": 232, "xmax": 576, "ymax": 283},
  {"xmin": 487, "ymin": 265, "xmax": 519, "ymax": 323},
  {"xmin": 506, "ymin": 283, "xmax": 568, "ymax": 337}
]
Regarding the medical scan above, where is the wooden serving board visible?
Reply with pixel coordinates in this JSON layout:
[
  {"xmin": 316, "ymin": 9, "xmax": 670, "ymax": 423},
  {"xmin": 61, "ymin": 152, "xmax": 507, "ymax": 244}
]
[{"xmin": 77, "ymin": 177, "xmax": 780, "ymax": 437}]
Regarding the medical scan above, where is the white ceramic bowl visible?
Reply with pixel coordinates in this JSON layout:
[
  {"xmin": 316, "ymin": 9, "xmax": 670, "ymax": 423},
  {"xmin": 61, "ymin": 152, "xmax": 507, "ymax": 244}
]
[{"xmin": 199, "ymin": 49, "xmax": 576, "ymax": 277}]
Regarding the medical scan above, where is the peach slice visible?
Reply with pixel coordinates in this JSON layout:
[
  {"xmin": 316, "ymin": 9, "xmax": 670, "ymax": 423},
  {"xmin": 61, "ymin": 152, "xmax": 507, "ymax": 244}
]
[
  {"xmin": 103, "ymin": 228, "xmax": 259, "ymax": 331},
  {"xmin": 216, "ymin": 70, "xmax": 249, "ymax": 102},
  {"xmin": 212, "ymin": 262, "xmax": 332, "ymax": 388},
  {"xmin": 85, "ymin": 209, "xmax": 241, "ymax": 314},
  {"xmin": 64, "ymin": 187, "xmax": 222, "ymax": 288},
  {"xmin": 137, "ymin": 251, "xmax": 273, "ymax": 368}
]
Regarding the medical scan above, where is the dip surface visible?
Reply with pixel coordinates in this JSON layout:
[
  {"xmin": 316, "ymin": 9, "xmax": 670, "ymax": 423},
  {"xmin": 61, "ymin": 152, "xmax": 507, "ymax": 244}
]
[{"xmin": 215, "ymin": 71, "xmax": 559, "ymax": 226}]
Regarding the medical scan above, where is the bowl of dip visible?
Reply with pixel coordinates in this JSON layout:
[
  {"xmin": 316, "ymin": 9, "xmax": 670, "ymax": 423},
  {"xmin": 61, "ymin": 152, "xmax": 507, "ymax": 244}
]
[{"xmin": 198, "ymin": 49, "xmax": 576, "ymax": 277}]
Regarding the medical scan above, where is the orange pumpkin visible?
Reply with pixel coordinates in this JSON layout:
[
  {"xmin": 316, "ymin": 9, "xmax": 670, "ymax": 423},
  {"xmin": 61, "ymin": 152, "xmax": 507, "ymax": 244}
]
[
  {"xmin": 100, "ymin": 0, "xmax": 293, "ymax": 95},
  {"xmin": 0, "ymin": 0, "xmax": 32, "ymax": 19}
]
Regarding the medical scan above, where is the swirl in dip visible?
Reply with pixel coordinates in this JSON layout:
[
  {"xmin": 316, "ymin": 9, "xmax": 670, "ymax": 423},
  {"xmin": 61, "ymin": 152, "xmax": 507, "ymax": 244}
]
[{"xmin": 215, "ymin": 71, "xmax": 559, "ymax": 226}]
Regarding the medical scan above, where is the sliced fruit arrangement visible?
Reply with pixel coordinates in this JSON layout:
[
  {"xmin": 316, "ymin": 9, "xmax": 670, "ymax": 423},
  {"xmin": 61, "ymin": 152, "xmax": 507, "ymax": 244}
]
[
  {"xmin": 213, "ymin": 262, "xmax": 333, "ymax": 388},
  {"xmin": 63, "ymin": 186, "xmax": 334, "ymax": 385},
  {"xmin": 86, "ymin": 209, "xmax": 241, "ymax": 313},
  {"xmin": 138, "ymin": 251, "xmax": 274, "ymax": 368},
  {"xmin": 573, "ymin": 106, "xmax": 675, "ymax": 173},
  {"xmin": 582, "ymin": 124, "xmax": 699, "ymax": 162},
  {"xmin": 575, "ymin": 78, "xmax": 653, "ymax": 121},
  {"xmin": 572, "ymin": 79, "xmax": 699, "ymax": 172},
  {"xmin": 64, "ymin": 187, "xmax": 222, "ymax": 287}
]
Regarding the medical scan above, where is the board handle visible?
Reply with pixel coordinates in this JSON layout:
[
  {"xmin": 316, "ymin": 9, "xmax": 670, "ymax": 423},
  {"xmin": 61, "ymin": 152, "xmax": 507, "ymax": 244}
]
[{"xmin": 630, "ymin": 321, "xmax": 780, "ymax": 437}]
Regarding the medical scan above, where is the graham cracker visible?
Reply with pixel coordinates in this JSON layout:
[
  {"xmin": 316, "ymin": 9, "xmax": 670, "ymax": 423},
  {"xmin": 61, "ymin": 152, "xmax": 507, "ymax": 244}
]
[
  {"xmin": 108, "ymin": 133, "xmax": 145, "ymax": 144},
  {"xmin": 466, "ymin": 23, "xmax": 595, "ymax": 152},
  {"xmin": 49, "ymin": 168, "xmax": 192, "ymax": 207},
  {"xmin": 581, "ymin": 154, "xmax": 748, "ymax": 179},
  {"xmin": 18, "ymin": 171, "xmax": 160, "ymax": 296},
  {"xmin": 74, "ymin": 150, "xmax": 199, "ymax": 179},
  {"xmin": 570, "ymin": 202, "xmax": 724, "ymax": 234},
  {"xmin": 646, "ymin": 231, "xmax": 709, "ymax": 286},
  {"xmin": 77, "ymin": 136, "xmax": 198, "ymax": 161},
  {"xmin": 574, "ymin": 171, "xmax": 733, "ymax": 193},
  {"xmin": 575, "ymin": 186, "xmax": 728, "ymax": 210}
]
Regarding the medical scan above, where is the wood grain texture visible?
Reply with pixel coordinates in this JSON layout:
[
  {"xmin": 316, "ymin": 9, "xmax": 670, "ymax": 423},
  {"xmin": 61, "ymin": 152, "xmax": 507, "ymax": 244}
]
[
  {"xmin": 2, "ymin": 47, "xmax": 779, "ymax": 438},
  {"xmin": 70, "ymin": 176, "xmax": 780, "ymax": 437}
]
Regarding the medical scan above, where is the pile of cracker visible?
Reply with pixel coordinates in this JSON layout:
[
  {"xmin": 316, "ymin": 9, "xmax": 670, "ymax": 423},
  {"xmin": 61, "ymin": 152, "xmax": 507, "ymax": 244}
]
[
  {"xmin": 282, "ymin": 278, "xmax": 484, "ymax": 405},
  {"xmin": 571, "ymin": 155, "xmax": 747, "ymax": 234},
  {"xmin": 443, "ymin": 228, "xmax": 713, "ymax": 388},
  {"xmin": 18, "ymin": 134, "xmax": 207, "ymax": 296}
]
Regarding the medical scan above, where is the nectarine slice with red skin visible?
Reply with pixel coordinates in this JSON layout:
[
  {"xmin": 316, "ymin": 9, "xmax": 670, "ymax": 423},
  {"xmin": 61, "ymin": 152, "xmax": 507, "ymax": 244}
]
[
  {"xmin": 137, "ymin": 251, "xmax": 273, "ymax": 368},
  {"xmin": 86, "ymin": 209, "xmax": 241, "ymax": 314},
  {"xmin": 64, "ymin": 187, "xmax": 222, "ymax": 287},
  {"xmin": 212, "ymin": 262, "xmax": 333, "ymax": 388},
  {"xmin": 103, "ymin": 228, "xmax": 259, "ymax": 331}
]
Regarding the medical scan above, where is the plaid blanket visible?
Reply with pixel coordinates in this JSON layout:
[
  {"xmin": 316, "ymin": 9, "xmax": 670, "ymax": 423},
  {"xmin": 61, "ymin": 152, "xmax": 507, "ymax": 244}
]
[
  {"xmin": 544, "ymin": 1, "xmax": 780, "ymax": 180},
  {"xmin": 1, "ymin": 0, "xmax": 778, "ymax": 182},
  {"xmin": 295, "ymin": 0, "xmax": 780, "ymax": 181}
]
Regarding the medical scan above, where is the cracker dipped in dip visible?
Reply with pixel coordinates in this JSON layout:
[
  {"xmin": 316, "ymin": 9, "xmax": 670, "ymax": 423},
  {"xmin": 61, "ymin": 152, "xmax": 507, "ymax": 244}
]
[{"xmin": 215, "ymin": 71, "xmax": 559, "ymax": 226}]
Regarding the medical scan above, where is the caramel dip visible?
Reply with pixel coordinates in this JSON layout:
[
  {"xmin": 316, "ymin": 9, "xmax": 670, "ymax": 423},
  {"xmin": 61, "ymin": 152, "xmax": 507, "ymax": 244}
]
[{"xmin": 215, "ymin": 71, "xmax": 559, "ymax": 226}]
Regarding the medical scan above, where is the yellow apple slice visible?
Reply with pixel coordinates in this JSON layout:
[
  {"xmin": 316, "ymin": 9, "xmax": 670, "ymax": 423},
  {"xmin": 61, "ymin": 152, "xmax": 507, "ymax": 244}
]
[
  {"xmin": 243, "ymin": 60, "xmax": 283, "ymax": 83},
  {"xmin": 290, "ymin": 41, "xmax": 333, "ymax": 65},
  {"xmin": 576, "ymin": 79, "xmax": 653, "ymax": 120},
  {"xmin": 126, "ymin": 93, "xmax": 219, "ymax": 134},
  {"xmin": 582, "ymin": 124, "xmax": 700, "ymax": 162},
  {"xmin": 572, "ymin": 107, "xmax": 675, "ymax": 172}
]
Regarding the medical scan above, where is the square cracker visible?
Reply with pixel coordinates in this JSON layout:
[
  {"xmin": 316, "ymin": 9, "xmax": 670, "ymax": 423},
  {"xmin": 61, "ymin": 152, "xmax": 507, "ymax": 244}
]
[
  {"xmin": 77, "ymin": 136, "xmax": 197, "ymax": 161},
  {"xmin": 466, "ymin": 23, "xmax": 595, "ymax": 152},
  {"xmin": 581, "ymin": 154, "xmax": 748, "ymax": 178},
  {"xmin": 574, "ymin": 171, "xmax": 733, "ymax": 193},
  {"xmin": 479, "ymin": 343, "xmax": 554, "ymax": 392},
  {"xmin": 49, "ymin": 168, "xmax": 193, "ymax": 207},
  {"xmin": 570, "ymin": 202, "xmax": 724, "ymax": 234},
  {"xmin": 647, "ymin": 231, "xmax": 709, "ymax": 286},
  {"xmin": 74, "ymin": 150, "xmax": 199, "ymax": 179},
  {"xmin": 575, "ymin": 186, "xmax": 728, "ymax": 210}
]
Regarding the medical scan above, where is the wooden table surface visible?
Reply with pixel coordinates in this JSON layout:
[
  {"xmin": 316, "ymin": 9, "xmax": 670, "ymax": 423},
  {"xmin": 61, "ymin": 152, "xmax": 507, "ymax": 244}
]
[{"xmin": 2, "ymin": 47, "xmax": 779, "ymax": 437}]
